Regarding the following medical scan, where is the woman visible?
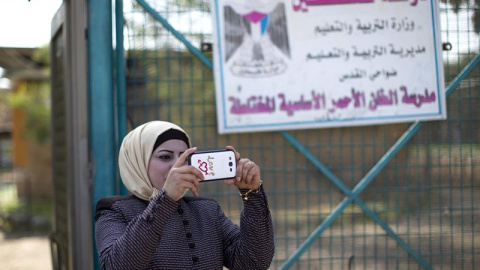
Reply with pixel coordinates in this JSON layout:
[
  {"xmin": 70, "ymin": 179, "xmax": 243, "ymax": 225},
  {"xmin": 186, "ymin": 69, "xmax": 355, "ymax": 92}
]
[{"xmin": 95, "ymin": 121, "xmax": 274, "ymax": 270}]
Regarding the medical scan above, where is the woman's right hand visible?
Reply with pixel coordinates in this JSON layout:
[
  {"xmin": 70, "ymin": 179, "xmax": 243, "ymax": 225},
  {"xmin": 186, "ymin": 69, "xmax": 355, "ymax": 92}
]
[{"xmin": 162, "ymin": 147, "xmax": 204, "ymax": 201}]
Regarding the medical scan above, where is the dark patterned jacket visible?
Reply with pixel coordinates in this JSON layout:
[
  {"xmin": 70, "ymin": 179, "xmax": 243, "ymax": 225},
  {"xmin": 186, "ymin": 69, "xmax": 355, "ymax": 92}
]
[{"xmin": 95, "ymin": 187, "xmax": 274, "ymax": 270}]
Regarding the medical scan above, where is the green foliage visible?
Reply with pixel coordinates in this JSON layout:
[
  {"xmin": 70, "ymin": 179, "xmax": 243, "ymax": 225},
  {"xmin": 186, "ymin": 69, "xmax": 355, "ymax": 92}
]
[
  {"xmin": 441, "ymin": 0, "xmax": 480, "ymax": 33},
  {"xmin": 8, "ymin": 81, "xmax": 51, "ymax": 144},
  {"xmin": 126, "ymin": 48, "xmax": 215, "ymax": 127},
  {"xmin": 5, "ymin": 46, "xmax": 52, "ymax": 145},
  {"xmin": 32, "ymin": 45, "xmax": 50, "ymax": 66},
  {"xmin": 172, "ymin": 0, "xmax": 211, "ymax": 11}
]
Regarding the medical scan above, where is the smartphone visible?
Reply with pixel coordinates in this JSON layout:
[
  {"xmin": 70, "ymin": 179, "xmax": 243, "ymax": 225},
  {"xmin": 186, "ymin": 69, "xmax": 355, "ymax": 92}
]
[{"xmin": 187, "ymin": 149, "xmax": 237, "ymax": 181}]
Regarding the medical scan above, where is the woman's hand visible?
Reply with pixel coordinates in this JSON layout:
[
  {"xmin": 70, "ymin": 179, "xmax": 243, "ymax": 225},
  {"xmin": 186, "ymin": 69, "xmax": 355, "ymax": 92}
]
[
  {"xmin": 163, "ymin": 147, "xmax": 204, "ymax": 201},
  {"xmin": 224, "ymin": 146, "xmax": 262, "ymax": 190}
]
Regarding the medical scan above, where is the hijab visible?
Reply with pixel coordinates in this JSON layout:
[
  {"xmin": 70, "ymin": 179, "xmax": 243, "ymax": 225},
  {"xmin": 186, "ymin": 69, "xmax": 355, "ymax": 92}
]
[{"xmin": 118, "ymin": 121, "xmax": 191, "ymax": 201}]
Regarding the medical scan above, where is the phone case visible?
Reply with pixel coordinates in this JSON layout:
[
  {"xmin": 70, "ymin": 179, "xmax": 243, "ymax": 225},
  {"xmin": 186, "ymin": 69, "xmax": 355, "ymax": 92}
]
[{"xmin": 187, "ymin": 149, "xmax": 237, "ymax": 181}]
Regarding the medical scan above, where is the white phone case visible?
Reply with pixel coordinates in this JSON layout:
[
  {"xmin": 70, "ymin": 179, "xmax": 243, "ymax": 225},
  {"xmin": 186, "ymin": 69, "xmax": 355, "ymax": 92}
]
[{"xmin": 188, "ymin": 150, "xmax": 236, "ymax": 181}]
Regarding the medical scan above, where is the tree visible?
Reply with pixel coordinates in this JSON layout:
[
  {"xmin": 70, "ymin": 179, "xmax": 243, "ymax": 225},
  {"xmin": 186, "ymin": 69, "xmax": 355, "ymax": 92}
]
[
  {"xmin": 441, "ymin": 0, "xmax": 480, "ymax": 34},
  {"xmin": 7, "ymin": 46, "xmax": 51, "ymax": 144}
]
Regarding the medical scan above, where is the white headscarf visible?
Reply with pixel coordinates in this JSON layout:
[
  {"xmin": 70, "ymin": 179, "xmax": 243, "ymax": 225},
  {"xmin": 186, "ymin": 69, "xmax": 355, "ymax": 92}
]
[{"xmin": 118, "ymin": 121, "xmax": 191, "ymax": 201}]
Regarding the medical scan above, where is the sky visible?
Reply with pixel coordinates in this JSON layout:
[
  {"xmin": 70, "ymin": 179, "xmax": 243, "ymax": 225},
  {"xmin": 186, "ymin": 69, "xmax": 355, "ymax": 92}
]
[
  {"xmin": 0, "ymin": 0, "xmax": 62, "ymax": 48},
  {"xmin": 0, "ymin": 0, "xmax": 61, "ymax": 87}
]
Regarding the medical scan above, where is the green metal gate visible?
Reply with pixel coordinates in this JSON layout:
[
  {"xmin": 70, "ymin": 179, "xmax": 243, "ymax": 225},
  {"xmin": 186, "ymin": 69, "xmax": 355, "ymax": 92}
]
[{"xmin": 99, "ymin": 0, "xmax": 480, "ymax": 269}]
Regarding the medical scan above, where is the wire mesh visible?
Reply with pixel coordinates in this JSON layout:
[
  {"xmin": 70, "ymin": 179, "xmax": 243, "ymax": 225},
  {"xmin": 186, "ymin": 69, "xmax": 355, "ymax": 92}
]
[{"xmin": 119, "ymin": 0, "xmax": 479, "ymax": 269}]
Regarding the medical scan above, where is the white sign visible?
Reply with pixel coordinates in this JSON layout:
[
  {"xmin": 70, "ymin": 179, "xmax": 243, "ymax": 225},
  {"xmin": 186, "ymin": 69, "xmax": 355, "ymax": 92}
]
[{"xmin": 211, "ymin": 0, "xmax": 446, "ymax": 134}]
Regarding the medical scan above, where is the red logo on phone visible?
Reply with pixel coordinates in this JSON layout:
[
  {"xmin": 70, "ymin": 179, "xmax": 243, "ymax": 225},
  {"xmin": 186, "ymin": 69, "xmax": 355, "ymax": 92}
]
[
  {"xmin": 197, "ymin": 155, "xmax": 216, "ymax": 176},
  {"xmin": 198, "ymin": 160, "xmax": 208, "ymax": 175}
]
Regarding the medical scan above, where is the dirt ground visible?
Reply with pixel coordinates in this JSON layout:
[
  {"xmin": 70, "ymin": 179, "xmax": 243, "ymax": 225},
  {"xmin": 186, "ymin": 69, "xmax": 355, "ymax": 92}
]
[{"xmin": 0, "ymin": 231, "xmax": 52, "ymax": 270}]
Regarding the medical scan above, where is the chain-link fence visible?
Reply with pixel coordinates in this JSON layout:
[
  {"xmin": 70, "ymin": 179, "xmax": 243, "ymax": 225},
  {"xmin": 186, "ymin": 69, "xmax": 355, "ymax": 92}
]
[{"xmin": 116, "ymin": 0, "xmax": 479, "ymax": 269}]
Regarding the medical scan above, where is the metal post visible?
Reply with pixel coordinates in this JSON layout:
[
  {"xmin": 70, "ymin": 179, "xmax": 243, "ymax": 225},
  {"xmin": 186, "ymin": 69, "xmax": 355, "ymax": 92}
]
[
  {"xmin": 115, "ymin": 0, "xmax": 128, "ymax": 195},
  {"xmin": 88, "ymin": 0, "xmax": 115, "ymax": 269}
]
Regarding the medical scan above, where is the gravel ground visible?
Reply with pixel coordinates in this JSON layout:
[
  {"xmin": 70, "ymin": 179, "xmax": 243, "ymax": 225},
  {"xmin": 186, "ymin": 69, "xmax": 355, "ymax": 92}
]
[{"xmin": 0, "ymin": 232, "xmax": 52, "ymax": 270}]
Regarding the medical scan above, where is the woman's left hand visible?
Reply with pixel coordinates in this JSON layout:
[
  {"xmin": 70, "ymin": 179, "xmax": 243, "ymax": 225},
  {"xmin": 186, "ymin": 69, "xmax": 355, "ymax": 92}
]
[{"xmin": 224, "ymin": 146, "xmax": 262, "ymax": 190}]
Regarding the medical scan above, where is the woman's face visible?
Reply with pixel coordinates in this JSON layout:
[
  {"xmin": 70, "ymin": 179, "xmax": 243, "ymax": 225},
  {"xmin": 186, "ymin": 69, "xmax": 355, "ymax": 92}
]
[{"xmin": 148, "ymin": 139, "xmax": 188, "ymax": 190}]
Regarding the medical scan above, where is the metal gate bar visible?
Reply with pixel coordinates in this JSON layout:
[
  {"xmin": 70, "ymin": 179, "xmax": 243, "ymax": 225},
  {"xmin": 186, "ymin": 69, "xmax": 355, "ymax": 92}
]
[
  {"xmin": 115, "ymin": 0, "xmax": 129, "ymax": 196},
  {"xmin": 280, "ymin": 54, "xmax": 480, "ymax": 269},
  {"xmin": 136, "ymin": 0, "xmax": 213, "ymax": 70},
  {"xmin": 280, "ymin": 131, "xmax": 433, "ymax": 270},
  {"xmin": 128, "ymin": 1, "xmax": 480, "ymax": 269}
]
